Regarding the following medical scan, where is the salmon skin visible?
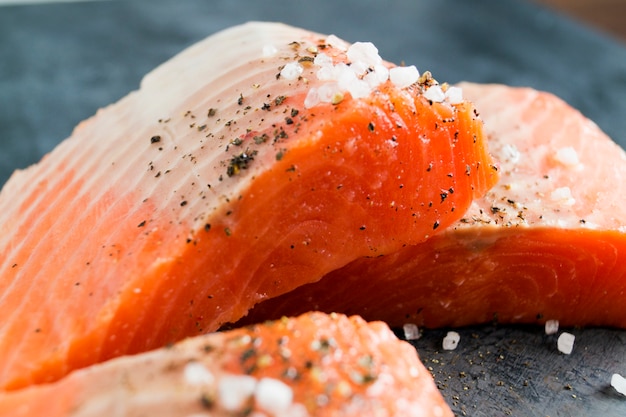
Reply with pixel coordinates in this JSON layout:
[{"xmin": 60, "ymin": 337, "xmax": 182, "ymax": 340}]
[
  {"xmin": 0, "ymin": 312, "xmax": 453, "ymax": 417},
  {"xmin": 238, "ymin": 83, "xmax": 626, "ymax": 329},
  {"xmin": 0, "ymin": 22, "xmax": 496, "ymax": 390}
]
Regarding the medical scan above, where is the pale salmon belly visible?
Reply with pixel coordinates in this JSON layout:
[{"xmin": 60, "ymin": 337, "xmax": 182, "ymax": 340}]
[
  {"xmin": 238, "ymin": 83, "xmax": 626, "ymax": 329},
  {"xmin": 0, "ymin": 22, "xmax": 496, "ymax": 390},
  {"xmin": 0, "ymin": 312, "xmax": 453, "ymax": 417}
]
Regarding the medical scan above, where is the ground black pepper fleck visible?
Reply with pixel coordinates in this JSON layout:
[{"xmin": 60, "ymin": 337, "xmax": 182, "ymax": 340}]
[
  {"xmin": 227, "ymin": 149, "xmax": 258, "ymax": 177},
  {"xmin": 150, "ymin": 135, "xmax": 161, "ymax": 144},
  {"xmin": 200, "ymin": 394, "xmax": 214, "ymax": 409}
]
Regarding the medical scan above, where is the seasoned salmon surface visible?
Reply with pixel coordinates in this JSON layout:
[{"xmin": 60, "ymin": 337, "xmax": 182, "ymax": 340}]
[
  {"xmin": 239, "ymin": 83, "xmax": 626, "ymax": 329},
  {"xmin": 0, "ymin": 312, "xmax": 453, "ymax": 417},
  {"xmin": 0, "ymin": 22, "xmax": 496, "ymax": 390}
]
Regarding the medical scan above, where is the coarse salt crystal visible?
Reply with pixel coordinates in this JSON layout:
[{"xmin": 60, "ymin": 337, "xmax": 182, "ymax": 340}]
[
  {"xmin": 501, "ymin": 144, "xmax": 521, "ymax": 164},
  {"xmin": 445, "ymin": 86, "xmax": 463, "ymax": 104},
  {"xmin": 316, "ymin": 65, "xmax": 337, "ymax": 81},
  {"xmin": 304, "ymin": 87, "xmax": 320, "ymax": 109},
  {"xmin": 347, "ymin": 79, "xmax": 372, "ymax": 99},
  {"xmin": 218, "ymin": 374, "xmax": 257, "ymax": 411},
  {"xmin": 317, "ymin": 82, "xmax": 342, "ymax": 103},
  {"xmin": 550, "ymin": 187, "xmax": 575, "ymax": 206},
  {"xmin": 262, "ymin": 44, "xmax": 278, "ymax": 57},
  {"xmin": 295, "ymin": 403, "xmax": 311, "ymax": 417},
  {"xmin": 346, "ymin": 42, "xmax": 383, "ymax": 67},
  {"xmin": 403, "ymin": 323, "xmax": 421, "ymax": 340},
  {"xmin": 183, "ymin": 362, "xmax": 214, "ymax": 386},
  {"xmin": 336, "ymin": 65, "xmax": 359, "ymax": 90},
  {"xmin": 313, "ymin": 52, "xmax": 333, "ymax": 67},
  {"xmin": 349, "ymin": 60, "xmax": 370, "ymax": 76},
  {"xmin": 389, "ymin": 66, "xmax": 419, "ymax": 89},
  {"xmin": 554, "ymin": 147, "xmax": 580, "ymax": 167},
  {"xmin": 557, "ymin": 332, "xmax": 575, "ymax": 355},
  {"xmin": 545, "ymin": 319, "xmax": 559, "ymax": 335},
  {"xmin": 280, "ymin": 62, "xmax": 303, "ymax": 80},
  {"xmin": 423, "ymin": 85, "xmax": 446, "ymax": 103},
  {"xmin": 255, "ymin": 377, "xmax": 294, "ymax": 414},
  {"xmin": 611, "ymin": 373, "xmax": 626, "ymax": 396},
  {"xmin": 442, "ymin": 331, "xmax": 460, "ymax": 350},
  {"xmin": 325, "ymin": 34, "xmax": 348, "ymax": 50},
  {"xmin": 364, "ymin": 64, "xmax": 390, "ymax": 88}
]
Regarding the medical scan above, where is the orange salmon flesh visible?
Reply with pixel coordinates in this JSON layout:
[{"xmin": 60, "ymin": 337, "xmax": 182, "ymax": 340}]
[{"xmin": 0, "ymin": 22, "xmax": 496, "ymax": 391}]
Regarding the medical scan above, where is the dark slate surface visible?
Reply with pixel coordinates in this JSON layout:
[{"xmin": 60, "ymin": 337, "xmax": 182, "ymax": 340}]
[{"xmin": 1, "ymin": 0, "xmax": 625, "ymax": 415}]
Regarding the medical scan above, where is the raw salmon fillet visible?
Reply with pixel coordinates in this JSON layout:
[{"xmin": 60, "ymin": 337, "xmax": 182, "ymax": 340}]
[
  {"xmin": 0, "ymin": 312, "xmax": 453, "ymax": 417},
  {"xmin": 0, "ymin": 22, "xmax": 496, "ymax": 390},
  {"xmin": 238, "ymin": 83, "xmax": 626, "ymax": 329}
]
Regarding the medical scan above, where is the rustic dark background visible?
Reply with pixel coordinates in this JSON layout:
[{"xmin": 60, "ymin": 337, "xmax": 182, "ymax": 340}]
[{"xmin": 1, "ymin": 1, "xmax": 625, "ymax": 416}]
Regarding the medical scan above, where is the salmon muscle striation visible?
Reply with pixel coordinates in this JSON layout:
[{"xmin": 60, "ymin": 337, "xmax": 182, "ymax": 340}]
[
  {"xmin": 0, "ymin": 312, "xmax": 453, "ymax": 417},
  {"xmin": 238, "ymin": 83, "xmax": 626, "ymax": 329},
  {"xmin": 0, "ymin": 23, "xmax": 496, "ymax": 389}
]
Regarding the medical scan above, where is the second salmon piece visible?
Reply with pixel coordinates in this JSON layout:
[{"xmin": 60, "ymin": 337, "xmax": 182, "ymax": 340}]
[
  {"xmin": 0, "ymin": 22, "xmax": 496, "ymax": 390},
  {"xmin": 238, "ymin": 83, "xmax": 626, "ymax": 329}
]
